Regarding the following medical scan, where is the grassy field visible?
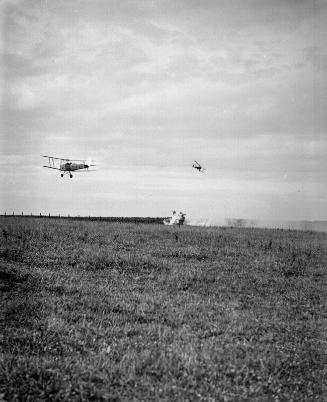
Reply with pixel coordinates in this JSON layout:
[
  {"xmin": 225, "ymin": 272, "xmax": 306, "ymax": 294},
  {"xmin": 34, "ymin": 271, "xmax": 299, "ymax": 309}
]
[{"xmin": 0, "ymin": 218, "xmax": 326, "ymax": 401}]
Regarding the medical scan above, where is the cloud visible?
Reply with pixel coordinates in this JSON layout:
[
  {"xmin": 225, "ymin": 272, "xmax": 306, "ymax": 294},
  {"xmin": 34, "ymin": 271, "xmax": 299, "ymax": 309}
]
[{"xmin": 1, "ymin": 0, "xmax": 327, "ymax": 220}]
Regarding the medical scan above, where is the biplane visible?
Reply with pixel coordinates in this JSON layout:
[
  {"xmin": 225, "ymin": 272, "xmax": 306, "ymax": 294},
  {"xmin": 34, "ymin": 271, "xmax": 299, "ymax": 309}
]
[
  {"xmin": 192, "ymin": 160, "xmax": 206, "ymax": 173},
  {"xmin": 42, "ymin": 156, "xmax": 96, "ymax": 178}
]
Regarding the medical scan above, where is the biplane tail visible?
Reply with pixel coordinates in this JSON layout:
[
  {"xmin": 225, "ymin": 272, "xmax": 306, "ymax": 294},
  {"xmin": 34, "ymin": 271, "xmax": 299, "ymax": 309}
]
[{"xmin": 85, "ymin": 158, "xmax": 96, "ymax": 168}]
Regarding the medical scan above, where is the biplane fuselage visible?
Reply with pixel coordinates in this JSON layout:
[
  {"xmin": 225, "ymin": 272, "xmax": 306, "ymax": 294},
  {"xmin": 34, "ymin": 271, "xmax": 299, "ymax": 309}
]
[{"xmin": 60, "ymin": 162, "xmax": 89, "ymax": 172}]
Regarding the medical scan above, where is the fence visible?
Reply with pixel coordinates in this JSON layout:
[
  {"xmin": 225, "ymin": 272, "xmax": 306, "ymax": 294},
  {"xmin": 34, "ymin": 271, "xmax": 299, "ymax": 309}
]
[{"xmin": 0, "ymin": 212, "xmax": 165, "ymax": 224}]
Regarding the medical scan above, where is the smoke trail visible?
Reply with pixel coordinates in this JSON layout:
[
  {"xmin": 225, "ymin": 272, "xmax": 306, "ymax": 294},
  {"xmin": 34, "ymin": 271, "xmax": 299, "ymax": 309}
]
[
  {"xmin": 185, "ymin": 216, "xmax": 225, "ymax": 227},
  {"xmin": 185, "ymin": 216, "xmax": 327, "ymax": 232}
]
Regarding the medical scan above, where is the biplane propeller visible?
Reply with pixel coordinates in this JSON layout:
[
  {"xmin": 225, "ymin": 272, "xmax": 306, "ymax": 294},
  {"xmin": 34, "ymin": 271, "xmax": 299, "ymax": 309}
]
[
  {"xmin": 192, "ymin": 160, "xmax": 206, "ymax": 173},
  {"xmin": 42, "ymin": 156, "xmax": 96, "ymax": 178}
]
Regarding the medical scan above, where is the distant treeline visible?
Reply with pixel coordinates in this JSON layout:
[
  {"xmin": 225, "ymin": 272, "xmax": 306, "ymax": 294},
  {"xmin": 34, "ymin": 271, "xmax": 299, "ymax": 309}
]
[{"xmin": 0, "ymin": 214, "xmax": 165, "ymax": 224}]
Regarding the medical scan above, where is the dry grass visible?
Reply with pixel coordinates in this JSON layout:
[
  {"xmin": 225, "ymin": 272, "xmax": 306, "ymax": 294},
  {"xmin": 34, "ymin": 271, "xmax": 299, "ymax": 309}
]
[{"xmin": 1, "ymin": 217, "xmax": 326, "ymax": 401}]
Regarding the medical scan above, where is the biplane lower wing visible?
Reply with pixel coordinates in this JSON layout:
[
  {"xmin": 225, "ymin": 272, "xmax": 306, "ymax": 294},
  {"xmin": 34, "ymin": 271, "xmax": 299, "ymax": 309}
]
[
  {"xmin": 42, "ymin": 166, "xmax": 61, "ymax": 170},
  {"xmin": 71, "ymin": 170, "xmax": 96, "ymax": 172}
]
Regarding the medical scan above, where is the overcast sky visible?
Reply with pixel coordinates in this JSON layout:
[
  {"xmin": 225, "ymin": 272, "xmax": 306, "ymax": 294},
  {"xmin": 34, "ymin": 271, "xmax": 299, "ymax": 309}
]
[{"xmin": 1, "ymin": 0, "xmax": 327, "ymax": 221}]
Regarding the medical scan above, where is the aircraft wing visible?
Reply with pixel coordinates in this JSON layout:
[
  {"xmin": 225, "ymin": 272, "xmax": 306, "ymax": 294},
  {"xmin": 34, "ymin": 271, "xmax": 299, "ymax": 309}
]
[
  {"xmin": 71, "ymin": 169, "xmax": 97, "ymax": 172},
  {"xmin": 42, "ymin": 166, "xmax": 61, "ymax": 170},
  {"xmin": 42, "ymin": 155, "xmax": 70, "ymax": 160},
  {"xmin": 42, "ymin": 155, "xmax": 92, "ymax": 162}
]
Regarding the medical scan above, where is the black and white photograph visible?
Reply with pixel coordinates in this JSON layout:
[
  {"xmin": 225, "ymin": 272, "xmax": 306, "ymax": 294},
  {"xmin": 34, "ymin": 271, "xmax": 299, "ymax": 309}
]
[{"xmin": 1, "ymin": 0, "xmax": 326, "ymax": 400}]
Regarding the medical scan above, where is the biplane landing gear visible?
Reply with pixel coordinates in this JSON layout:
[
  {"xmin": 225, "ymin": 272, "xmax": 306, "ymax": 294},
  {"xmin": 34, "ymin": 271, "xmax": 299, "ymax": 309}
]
[
  {"xmin": 61, "ymin": 173, "xmax": 64, "ymax": 177},
  {"xmin": 69, "ymin": 173, "xmax": 73, "ymax": 178}
]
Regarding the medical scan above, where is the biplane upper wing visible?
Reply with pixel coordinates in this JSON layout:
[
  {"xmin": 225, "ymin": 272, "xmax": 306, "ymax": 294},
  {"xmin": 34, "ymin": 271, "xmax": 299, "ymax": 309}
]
[
  {"xmin": 42, "ymin": 155, "xmax": 86, "ymax": 162},
  {"xmin": 42, "ymin": 155, "xmax": 95, "ymax": 162},
  {"xmin": 42, "ymin": 155, "xmax": 67, "ymax": 160},
  {"xmin": 64, "ymin": 159, "xmax": 87, "ymax": 162}
]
